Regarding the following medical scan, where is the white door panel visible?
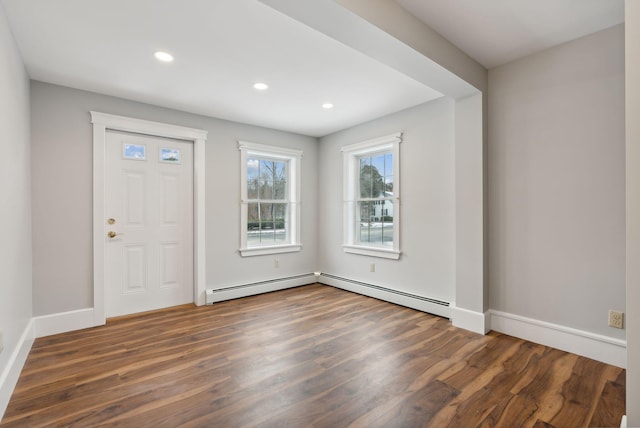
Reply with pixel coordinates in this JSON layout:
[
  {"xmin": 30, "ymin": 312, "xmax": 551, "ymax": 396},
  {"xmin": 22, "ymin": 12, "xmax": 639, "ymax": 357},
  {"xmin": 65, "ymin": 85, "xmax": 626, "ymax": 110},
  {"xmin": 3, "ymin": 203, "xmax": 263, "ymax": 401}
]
[{"xmin": 105, "ymin": 131, "xmax": 193, "ymax": 317}]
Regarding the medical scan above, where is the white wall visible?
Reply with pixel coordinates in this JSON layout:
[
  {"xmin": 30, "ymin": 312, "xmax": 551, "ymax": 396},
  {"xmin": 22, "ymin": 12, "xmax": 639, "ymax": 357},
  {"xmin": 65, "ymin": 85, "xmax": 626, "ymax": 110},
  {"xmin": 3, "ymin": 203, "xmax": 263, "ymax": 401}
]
[
  {"xmin": 0, "ymin": 1, "xmax": 32, "ymax": 409},
  {"xmin": 454, "ymin": 93, "xmax": 485, "ymax": 316},
  {"xmin": 488, "ymin": 25, "xmax": 625, "ymax": 339},
  {"xmin": 626, "ymin": 0, "xmax": 640, "ymax": 423},
  {"xmin": 30, "ymin": 81, "xmax": 317, "ymax": 317},
  {"xmin": 318, "ymin": 97, "xmax": 456, "ymax": 303}
]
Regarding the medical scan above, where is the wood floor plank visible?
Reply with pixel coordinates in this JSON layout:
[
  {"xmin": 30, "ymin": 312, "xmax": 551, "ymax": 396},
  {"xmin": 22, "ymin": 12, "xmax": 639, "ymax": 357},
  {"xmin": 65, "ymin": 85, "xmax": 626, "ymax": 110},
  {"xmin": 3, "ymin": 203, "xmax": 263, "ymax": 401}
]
[
  {"xmin": 0, "ymin": 284, "xmax": 625, "ymax": 427},
  {"xmin": 589, "ymin": 371, "xmax": 626, "ymax": 428}
]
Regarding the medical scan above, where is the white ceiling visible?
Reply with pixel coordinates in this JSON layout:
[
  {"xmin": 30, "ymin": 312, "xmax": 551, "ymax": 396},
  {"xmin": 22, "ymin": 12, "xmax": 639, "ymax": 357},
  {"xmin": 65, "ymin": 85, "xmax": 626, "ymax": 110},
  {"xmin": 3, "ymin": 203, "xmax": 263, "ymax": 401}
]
[
  {"xmin": 396, "ymin": 0, "xmax": 625, "ymax": 69},
  {"xmin": 0, "ymin": 0, "xmax": 626, "ymax": 136},
  {"xmin": 0, "ymin": 0, "xmax": 442, "ymax": 137}
]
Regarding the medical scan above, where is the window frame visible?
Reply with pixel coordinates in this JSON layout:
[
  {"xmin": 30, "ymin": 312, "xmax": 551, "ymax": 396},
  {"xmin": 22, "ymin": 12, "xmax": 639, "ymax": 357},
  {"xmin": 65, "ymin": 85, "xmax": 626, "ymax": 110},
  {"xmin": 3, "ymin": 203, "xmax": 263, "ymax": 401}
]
[
  {"xmin": 239, "ymin": 141, "xmax": 302, "ymax": 257},
  {"xmin": 342, "ymin": 132, "xmax": 402, "ymax": 260}
]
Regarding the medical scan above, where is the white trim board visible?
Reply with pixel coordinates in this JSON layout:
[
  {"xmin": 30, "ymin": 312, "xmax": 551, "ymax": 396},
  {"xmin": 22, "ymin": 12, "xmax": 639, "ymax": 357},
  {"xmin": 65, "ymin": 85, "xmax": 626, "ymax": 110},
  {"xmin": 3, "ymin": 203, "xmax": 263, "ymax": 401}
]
[
  {"xmin": 450, "ymin": 304, "xmax": 490, "ymax": 335},
  {"xmin": 490, "ymin": 309, "xmax": 627, "ymax": 368},
  {"xmin": 1, "ymin": 308, "xmax": 97, "ymax": 419},
  {"xmin": 90, "ymin": 112, "xmax": 208, "ymax": 327},
  {"xmin": 0, "ymin": 320, "xmax": 35, "ymax": 421},
  {"xmin": 319, "ymin": 274, "xmax": 451, "ymax": 319},
  {"xmin": 206, "ymin": 274, "xmax": 317, "ymax": 303},
  {"xmin": 33, "ymin": 308, "xmax": 95, "ymax": 338}
]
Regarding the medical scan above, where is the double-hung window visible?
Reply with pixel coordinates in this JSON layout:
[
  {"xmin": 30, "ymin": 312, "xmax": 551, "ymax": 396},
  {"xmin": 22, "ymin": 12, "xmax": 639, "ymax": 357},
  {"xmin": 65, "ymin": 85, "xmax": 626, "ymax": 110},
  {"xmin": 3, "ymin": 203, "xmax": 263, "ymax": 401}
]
[
  {"xmin": 342, "ymin": 133, "xmax": 401, "ymax": 259},
  {"xmin": 239, "ymin": 141, "xmax": 302, "ymax": 256}
]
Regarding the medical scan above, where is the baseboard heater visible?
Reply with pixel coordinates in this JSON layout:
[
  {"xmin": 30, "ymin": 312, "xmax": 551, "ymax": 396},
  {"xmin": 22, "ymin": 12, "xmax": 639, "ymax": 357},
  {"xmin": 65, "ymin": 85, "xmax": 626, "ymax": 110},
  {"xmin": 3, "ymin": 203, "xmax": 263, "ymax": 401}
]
[
  {"xmin": 206, "ymin": 273, "xmax": 450, "ymax": 317},
  {"xmin": 316, "ymin": 272, "xmax": 451, "ymax": 318},
  {"xmin": 205, "ymin": 273, "xmax": 316, "ymax": 304},
  {"xmin": 318, "ymin": 273, "xmax": 450, "ymax": 308}
]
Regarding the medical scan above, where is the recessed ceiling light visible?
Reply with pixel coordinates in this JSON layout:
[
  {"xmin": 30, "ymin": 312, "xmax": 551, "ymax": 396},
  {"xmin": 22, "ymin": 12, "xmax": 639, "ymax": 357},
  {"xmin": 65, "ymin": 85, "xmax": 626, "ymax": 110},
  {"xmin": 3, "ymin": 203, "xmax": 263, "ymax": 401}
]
[
  {"xmin": 253, "ymin": 82, "xmax": 269, "ymax": 91},
  {"xmin": 322, "ymin": 103, "xmax": 334, "ymax": 109},
  {"xmin": 154, "ymin": 51, "xmax": 174, "ymax": 63}
]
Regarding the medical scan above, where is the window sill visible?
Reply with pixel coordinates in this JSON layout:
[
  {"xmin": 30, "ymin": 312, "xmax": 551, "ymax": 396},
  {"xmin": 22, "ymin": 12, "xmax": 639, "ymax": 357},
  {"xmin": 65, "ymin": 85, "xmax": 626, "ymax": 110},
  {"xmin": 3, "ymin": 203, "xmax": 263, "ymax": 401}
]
[
  {"xmin": 239, "ymin": 244, "xmax": 302, "ymax": 257},
  {"xmin": 342, "ymin": 245, "xmax": 401, "ymax": 260}
]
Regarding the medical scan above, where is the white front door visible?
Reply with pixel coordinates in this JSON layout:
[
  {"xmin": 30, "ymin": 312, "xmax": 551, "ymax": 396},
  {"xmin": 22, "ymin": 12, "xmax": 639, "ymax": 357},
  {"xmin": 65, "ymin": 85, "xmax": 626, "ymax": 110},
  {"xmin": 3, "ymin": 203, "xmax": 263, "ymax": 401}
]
[{"xmin": 105, "ymin": 130, "xmax": 194, "ymax": 318}]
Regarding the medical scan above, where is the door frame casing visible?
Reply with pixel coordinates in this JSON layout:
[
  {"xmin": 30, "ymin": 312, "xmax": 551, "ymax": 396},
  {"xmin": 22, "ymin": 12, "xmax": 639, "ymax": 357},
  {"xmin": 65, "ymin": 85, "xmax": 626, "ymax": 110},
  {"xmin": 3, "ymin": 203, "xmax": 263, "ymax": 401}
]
[{"xmin": 91, "ymin": 112, "xmax": 207, "ymax": 325}]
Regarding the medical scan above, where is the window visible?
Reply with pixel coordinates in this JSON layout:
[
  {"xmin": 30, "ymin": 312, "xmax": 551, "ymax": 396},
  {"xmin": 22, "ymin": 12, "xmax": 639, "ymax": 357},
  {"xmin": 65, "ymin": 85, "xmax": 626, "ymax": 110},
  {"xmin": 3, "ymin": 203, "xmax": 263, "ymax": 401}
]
[
  {"xmin": 342, "ymin": 133, "xmax": 401, "ymax": 259},
  {"xmin": 239, "ymin": 141, "xmax": 302, "ymax": 256}
]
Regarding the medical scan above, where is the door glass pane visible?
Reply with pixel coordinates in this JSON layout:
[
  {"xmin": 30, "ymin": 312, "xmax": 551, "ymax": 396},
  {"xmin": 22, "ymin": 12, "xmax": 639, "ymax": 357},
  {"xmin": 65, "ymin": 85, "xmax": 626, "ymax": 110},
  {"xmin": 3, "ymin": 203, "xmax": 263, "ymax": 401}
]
[
  {"xmin": 123, "ymin": 143, "xmax": 146, "ymax": 160},
  {"xmin": 159, "ymin": 148, "xmax": 180, "ymax": 163}
]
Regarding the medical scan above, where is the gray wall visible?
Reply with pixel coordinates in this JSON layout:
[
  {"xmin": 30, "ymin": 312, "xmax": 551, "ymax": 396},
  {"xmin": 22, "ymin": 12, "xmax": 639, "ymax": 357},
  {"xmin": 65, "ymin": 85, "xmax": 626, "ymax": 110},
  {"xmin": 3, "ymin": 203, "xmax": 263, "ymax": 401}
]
[
  {"xmin": 30, "ymin": 81, "xmax": 318, "ymax": 316},
  {"xmin": 0, "ymin": 3, "xmax": 31, "ymax": 385},
  {"xmin": 488, "ymin": 25, "xmax": 625, "ymax": 339},
  {"xmin": 626, "ymin": 0, "xmax": 640, "ymax": 423},
  {"xmin": 318, "ymin": 97, "xmax": 456, "ymax": 302}
]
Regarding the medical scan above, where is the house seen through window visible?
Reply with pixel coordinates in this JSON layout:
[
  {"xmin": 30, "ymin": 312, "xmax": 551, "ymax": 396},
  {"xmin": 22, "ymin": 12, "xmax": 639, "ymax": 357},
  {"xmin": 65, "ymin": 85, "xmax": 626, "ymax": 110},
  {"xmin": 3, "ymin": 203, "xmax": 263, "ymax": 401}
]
[
  {"xmin": 358, "ymin": 152, "xmax": 394, "ymax": 245},
  {"xmin": 342, "ymin": 133, "xmax": 401, "ymax": 259}
]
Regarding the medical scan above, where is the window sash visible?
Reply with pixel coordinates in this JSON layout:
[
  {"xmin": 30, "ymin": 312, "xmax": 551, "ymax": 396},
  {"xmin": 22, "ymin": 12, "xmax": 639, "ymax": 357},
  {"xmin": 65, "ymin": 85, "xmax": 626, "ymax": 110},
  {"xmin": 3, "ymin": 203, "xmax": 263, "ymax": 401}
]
[
  {"xmin": 354, "ymin": 149, "xmax": 394, "ymax": 248},
  {"xmin": 245, "ymin": 156, "xmax": 291, "ymax": 247},
  {"xmin": 342, "ymin": 133, "xmax": 401, "ymax": 259},
  {"xmin": 239, "ymin": 141, "xmax": 302, "ymax": 256},
  {"xmin": 247, "ymin": 201, "xmax": 289, "ymax": 246},
  {"xmin": 356, "ymin": 197, "xmax": 395, "ymax": 202}
]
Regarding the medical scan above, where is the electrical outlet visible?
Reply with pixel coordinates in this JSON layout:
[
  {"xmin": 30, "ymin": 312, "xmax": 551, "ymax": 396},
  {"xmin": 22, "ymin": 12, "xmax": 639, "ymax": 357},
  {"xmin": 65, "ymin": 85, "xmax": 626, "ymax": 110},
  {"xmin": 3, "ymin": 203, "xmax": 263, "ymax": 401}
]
[
  {"xmin": 609, "ymin": 310, "xmax": 624, "ymax": 329},
  {"xmin": 274, "ymin": 258, "xmax": 279, "ymax": 269},
  {"xmin": 369, "ymin": 263, "xmax": 375, "ymax": 273}
]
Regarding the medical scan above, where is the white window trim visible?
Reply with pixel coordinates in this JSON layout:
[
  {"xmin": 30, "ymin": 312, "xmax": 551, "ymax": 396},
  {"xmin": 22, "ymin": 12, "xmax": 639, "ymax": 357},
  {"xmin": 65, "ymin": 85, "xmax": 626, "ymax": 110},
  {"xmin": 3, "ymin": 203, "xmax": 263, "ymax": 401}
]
[
  {"xmin": 239, "ymin": 141, "xmax": 302, "ymax": 257},
  {"xmin": 342, "ymin": 132, "xmax": 402, "ymax": 260}
]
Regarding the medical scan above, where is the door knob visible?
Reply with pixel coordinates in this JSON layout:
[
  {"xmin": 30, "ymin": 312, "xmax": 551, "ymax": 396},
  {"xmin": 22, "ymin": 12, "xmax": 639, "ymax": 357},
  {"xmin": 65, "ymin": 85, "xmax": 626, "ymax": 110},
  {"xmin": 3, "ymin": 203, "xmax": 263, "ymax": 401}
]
[
  {"xmin": 107, "ymin": 218, "xmax": 116, "ymax": 224},
  {"xmin": 107, "ymin": 231, "xmax": 123, "ymax": 238}
]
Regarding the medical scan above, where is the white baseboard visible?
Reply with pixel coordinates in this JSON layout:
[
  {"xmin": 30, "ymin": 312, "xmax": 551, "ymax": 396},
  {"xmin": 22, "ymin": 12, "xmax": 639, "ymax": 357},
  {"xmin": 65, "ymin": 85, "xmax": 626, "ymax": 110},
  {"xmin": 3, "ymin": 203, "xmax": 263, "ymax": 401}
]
[
  {"xmin": 206, "ymin": 273, "xmax": 317, "ymax": 304},
  {"xmin": 490, "ymin": 309, "xmax": 627, "ymax": 368},
  {"xmin": 33, "ymin": 308, "xmax": 96, "ymax": 338},
  {"xmin": 0, "ymin": 319, "xmax": 35, "ymax": 421},
  {"xmin": 450, "ymin": 304, "xmax": 490, "ymax": 334},
  {"xmin": 319, "ymin": 274, "xmax": 451, "ymax": 319},
  {"xmin": 1, "ymin": 308, "xmax": 98, "ymax": 420}
]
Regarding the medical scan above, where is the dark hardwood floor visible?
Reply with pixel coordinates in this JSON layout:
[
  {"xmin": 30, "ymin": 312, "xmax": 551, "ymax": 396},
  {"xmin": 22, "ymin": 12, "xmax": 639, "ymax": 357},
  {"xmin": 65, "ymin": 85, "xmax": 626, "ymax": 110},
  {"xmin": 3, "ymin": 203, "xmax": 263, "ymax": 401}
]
[{"xmin": 0, "ymin": 284, "xmax": 625, "ymax": 427}]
